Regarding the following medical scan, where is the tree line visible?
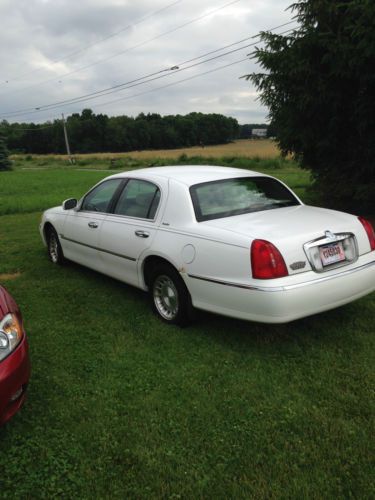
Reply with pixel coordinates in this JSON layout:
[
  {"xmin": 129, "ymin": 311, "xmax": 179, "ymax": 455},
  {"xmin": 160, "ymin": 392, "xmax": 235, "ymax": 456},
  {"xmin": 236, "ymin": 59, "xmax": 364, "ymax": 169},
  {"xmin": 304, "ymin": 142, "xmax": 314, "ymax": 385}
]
[{"xmin": 0, "ymin": 110, "xmax": 249, "ymax": 155}]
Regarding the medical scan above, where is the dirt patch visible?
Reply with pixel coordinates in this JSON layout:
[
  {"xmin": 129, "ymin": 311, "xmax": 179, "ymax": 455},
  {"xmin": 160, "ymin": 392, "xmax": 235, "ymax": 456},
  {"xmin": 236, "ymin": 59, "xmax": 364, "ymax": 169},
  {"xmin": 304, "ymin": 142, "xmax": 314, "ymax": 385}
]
[{"xmin": 0, "ymin": 272, "xmax": 22, "ymax": 281}]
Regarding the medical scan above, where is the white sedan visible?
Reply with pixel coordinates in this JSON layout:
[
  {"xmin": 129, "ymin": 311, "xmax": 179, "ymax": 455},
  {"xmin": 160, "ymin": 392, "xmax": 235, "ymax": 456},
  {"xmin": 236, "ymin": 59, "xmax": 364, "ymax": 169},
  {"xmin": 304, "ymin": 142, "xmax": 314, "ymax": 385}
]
[{"xmin": 40, "ymin": 166, "xmax": 375, "ymax": 325}]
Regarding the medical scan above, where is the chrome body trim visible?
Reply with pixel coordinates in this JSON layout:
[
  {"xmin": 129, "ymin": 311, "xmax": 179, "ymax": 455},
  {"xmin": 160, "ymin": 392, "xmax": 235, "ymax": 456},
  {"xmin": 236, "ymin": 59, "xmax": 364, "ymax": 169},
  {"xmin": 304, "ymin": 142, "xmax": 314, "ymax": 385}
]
[
  {"xmin": 303, "ymin": 232, "xmax": 358, "ymax": 272},
  {"xmin": 187, "ymin": 260, "xmax": 375, "ymax": 293},
  {"xmin": 60, "ymin": 235, "xmax": 137, "ymax": 262}
]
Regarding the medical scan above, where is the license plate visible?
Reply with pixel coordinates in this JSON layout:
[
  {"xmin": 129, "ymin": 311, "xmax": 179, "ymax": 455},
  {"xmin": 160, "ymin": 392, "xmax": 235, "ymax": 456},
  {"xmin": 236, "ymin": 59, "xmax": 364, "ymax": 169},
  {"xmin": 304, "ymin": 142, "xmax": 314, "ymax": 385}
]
[{"xmin": 319, "ymin": 242, "xmax": 345, "ymax": 266}]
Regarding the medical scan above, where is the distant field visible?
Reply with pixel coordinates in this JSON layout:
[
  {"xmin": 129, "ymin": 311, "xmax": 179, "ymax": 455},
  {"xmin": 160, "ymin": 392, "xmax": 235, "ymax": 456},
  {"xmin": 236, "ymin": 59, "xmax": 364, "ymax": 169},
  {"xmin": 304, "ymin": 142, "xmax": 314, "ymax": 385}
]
[
  {"xmin": 11, "ymin": 139, "xmax": 280, "ymax": 162},
  {"xmin": 80, "ymin": 138, "xmax": 280, "ymax": 160}
]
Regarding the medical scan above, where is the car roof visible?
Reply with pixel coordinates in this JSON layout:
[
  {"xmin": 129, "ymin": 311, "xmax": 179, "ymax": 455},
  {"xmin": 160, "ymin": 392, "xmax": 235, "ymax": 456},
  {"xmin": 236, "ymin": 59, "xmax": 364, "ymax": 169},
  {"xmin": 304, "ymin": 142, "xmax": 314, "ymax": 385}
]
[{"xmin": 109, "ymin": 165, "xmax": 268, "ymax": 187}]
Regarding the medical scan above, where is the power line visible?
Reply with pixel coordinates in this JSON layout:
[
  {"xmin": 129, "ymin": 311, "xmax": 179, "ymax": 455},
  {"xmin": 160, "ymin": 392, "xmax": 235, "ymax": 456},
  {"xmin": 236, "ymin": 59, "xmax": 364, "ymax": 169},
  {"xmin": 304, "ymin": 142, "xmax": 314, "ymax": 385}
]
[
  {"xmin": 28, "ymin": 41, "xmax": 266, "ymax": 111},
  {"xmin": 47, "ymin": 0, "xmax": 244, "ymax": 80},
  {"xmin": 0, "ymin": 24, "xmax": 296, "ymax": 119},
  {"xmin": 2, "ymin": 30, "xmax": 258, "ymax": 115},
  {"xmin": 0, "ymin": 0, "xmax": 243, "ymax": 100},
  {"xmin": 0, "ymin": 124, "xmax": 58, "ymax": 131},
  {"xmin": 53, "ymin": 20, "xmax": 296, "ymax": 108},
  {"xmin": 14, "ymin": 58, "xmax": 253, "ymax": 125},
  {"xmin": 96, "ymin": 57, "xmax": 251, "ymax": 110},
  {"xmin": 1, "ymin": 0, "xmax": 184, "ymax": 86},
  {"xmin": 1, "ymin": 57, "xmax": 251, "ymax": 126},
  {"xmin": 94, "ymin": 25, "xmax": 300, "ymax": 110},
  {"xmin": 178, "ymin": 20, "xmax": 295, "ymax": 66}
]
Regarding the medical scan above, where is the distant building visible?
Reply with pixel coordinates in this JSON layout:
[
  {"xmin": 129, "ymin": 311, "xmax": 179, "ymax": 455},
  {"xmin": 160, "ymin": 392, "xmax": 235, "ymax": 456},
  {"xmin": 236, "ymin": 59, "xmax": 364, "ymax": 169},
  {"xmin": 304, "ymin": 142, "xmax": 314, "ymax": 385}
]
[{"xmin": 251, "ymin": 128, "xmax": 267, "ymax": 139}]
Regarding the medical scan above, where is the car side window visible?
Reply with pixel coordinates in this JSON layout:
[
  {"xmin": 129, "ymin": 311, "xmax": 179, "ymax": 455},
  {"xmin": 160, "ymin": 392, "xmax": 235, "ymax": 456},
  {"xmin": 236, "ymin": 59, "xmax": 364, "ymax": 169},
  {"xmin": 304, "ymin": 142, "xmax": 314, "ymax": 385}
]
[
  {"xmin": 81, "ymin": 179, "xmax": 123, "ymax": 213},
  {"xmin": 114, "ymin": 179, "xmax": 160, "ymax": 219}
]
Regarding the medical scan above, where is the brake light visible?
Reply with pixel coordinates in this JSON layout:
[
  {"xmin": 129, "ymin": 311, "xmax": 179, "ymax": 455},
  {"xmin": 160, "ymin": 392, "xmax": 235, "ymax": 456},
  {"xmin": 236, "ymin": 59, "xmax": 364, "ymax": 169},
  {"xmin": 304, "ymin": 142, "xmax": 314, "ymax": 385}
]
[
  {"xmin": 251, "ymin": 239, "xmax": 288, "ymax": 279},
  {"xmin": 358, "ymin": 217, "xmax": 375, "ymax": 251}
]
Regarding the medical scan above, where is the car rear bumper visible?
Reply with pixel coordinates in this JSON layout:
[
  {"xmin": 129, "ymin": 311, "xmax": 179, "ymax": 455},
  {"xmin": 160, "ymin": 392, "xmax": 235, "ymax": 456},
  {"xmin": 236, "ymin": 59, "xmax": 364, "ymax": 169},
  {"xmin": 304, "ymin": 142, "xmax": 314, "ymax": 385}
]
[
  {"xmin": 187, "ymin": 254, "xmax": 375, "ymax": 323},
  {"xmin": 0, "ymin": 335, "xmax": 30, "ymax": 425}
]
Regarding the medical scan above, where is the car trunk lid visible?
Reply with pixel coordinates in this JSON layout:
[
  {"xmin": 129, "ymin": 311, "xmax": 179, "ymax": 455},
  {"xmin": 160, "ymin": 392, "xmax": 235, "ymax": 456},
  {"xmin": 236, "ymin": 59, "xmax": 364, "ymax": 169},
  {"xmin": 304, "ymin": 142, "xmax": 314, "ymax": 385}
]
[{"xmin": 203, "ymin": 205, "xmax": 368, "ymax": 275}]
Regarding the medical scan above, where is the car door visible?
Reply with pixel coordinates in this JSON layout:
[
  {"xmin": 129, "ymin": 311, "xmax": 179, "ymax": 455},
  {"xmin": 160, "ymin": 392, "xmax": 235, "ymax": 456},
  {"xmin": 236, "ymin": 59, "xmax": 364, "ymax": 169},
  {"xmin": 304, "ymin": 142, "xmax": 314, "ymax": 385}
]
[
  {"xmin": 98, "ymin": 178, "xmax": 165, "ymax": 287},
  {"xmin": 61, "ymin": 178, "xmax": 124, "ymax": 271}
]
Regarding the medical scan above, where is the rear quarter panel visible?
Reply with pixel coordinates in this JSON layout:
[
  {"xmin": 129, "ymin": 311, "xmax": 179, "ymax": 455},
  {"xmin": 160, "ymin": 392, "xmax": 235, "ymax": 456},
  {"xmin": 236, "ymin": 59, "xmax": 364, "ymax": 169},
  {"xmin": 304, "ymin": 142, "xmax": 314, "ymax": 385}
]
[{"xmin": 139, "ymin": 178, "xmax": 252, "ymax": 291}]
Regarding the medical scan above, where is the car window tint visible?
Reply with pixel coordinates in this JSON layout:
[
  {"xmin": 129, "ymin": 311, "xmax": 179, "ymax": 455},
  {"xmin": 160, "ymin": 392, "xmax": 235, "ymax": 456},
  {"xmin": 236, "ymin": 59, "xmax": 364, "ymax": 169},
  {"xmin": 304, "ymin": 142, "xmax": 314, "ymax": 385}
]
[
  {"xmin": 81, "ymin": 179, "xmax": 122, "ymax": 213},
  {"xmin": 190, "ymin": 177, "xmax": 300, "ymax": 222},
  {"xmin": 114, "ymin": 179, "xmax": 160, "ymax": 219}
]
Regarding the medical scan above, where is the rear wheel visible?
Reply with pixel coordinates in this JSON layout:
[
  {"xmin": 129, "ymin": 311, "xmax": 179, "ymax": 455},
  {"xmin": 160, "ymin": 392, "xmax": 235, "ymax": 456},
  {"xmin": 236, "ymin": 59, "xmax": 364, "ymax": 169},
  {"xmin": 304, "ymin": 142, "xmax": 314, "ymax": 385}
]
[
  {"xmin": 149, "ymin": 263, "xmax": 192, "ymax": 326},
  {"xmin": 47, "ymin": 227, "xmax": 65, "ymax": 265}
]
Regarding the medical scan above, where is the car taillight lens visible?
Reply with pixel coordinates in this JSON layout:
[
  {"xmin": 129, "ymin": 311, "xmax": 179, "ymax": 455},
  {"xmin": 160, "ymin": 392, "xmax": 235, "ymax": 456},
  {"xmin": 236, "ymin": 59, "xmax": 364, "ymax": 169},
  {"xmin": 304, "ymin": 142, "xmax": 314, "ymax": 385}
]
[
  {"xmin": 251, "ymin": 239, "xmax": 288, "ymax": 279},
  {"xmin": 358, "ymin": 217, "xmax": 375, "ymax": 251}
]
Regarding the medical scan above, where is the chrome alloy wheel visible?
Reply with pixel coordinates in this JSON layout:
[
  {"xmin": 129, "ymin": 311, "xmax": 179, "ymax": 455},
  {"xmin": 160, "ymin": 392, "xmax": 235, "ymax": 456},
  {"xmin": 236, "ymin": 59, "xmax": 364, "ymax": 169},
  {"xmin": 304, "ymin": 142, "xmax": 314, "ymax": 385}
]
[
  {"xmin": 49, "ymin": 232, "xmax": 59, "ymax": 263},
  {"xmin": 153, "ymin": 274, "xmax": 179, "ymax": 320}
]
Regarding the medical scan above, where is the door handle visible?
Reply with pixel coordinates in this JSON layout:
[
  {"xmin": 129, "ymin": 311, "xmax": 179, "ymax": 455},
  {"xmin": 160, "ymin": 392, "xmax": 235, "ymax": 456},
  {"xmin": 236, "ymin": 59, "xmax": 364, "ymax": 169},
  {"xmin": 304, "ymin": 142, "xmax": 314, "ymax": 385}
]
[
  {"xmin": 135, "ymin": 230, "xmax": 150, "ymax": 238},
  {"xmin": 88, "ymin": 222, "xmax": 98, "ymax": 228}
]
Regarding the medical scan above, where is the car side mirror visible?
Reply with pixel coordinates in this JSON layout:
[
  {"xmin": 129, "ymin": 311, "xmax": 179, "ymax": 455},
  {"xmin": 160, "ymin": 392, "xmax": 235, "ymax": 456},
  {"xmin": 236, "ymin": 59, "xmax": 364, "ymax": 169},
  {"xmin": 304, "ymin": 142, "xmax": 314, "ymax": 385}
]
[{"xmin": 62, "ymin": 198, "xmax": 77, "ymax": 210}]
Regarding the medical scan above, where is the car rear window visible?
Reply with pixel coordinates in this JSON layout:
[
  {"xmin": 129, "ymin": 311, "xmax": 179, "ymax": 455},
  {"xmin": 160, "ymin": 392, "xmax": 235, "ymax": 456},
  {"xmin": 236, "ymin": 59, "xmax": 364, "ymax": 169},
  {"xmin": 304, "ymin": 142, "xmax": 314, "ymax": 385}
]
[{"xmin": 190, "ymin": 176, "xmax": 300, "ymax": 222}]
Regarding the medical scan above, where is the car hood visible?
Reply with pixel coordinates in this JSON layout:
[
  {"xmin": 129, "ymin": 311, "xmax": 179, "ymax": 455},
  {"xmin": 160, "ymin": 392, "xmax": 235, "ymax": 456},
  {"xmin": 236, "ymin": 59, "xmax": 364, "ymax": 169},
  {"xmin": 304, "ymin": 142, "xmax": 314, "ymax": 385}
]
[
  {"xmin": 0, "ymin": 285, "xmax": 17, "ymax": 317},
  {"xmin": 43, "ymin": 206, "xmax": 65, "ymax": 215},
  {"xmin": 202, "ymin": 205, "xmax": 368, "ymax": 274}
]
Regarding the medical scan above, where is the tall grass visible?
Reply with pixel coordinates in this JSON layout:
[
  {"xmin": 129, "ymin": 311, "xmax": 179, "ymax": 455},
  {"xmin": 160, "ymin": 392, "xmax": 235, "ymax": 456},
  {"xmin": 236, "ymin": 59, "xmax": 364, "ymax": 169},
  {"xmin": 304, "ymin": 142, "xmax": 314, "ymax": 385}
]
[{"xmin": 11, "ymin": 138, "xmax": 280, "ymax": 162}]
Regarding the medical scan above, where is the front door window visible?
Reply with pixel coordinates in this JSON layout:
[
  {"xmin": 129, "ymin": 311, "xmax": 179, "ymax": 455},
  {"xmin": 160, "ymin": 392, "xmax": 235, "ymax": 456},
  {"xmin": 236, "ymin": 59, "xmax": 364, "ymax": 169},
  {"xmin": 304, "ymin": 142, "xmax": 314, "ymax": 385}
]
[{"xmin": 81, "ymin": 179, "xmax": 123, "ymax": 213}]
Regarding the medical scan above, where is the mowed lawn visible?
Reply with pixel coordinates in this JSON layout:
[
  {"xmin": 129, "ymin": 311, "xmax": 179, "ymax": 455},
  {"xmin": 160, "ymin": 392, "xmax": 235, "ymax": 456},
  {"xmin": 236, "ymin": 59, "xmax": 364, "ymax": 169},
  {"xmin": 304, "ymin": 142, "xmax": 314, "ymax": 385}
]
[{"xmin": 0, "ymin": 159, "xmax": 374, "ymax": 498}]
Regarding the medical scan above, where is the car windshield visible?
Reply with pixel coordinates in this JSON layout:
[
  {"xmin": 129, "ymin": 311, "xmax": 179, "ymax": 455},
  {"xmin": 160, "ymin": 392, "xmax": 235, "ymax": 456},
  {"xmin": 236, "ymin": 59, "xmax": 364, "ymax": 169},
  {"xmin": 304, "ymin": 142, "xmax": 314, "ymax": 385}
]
[{"xmin": 190, "ymin": 176, "xmax": 300, "ymax": 222}]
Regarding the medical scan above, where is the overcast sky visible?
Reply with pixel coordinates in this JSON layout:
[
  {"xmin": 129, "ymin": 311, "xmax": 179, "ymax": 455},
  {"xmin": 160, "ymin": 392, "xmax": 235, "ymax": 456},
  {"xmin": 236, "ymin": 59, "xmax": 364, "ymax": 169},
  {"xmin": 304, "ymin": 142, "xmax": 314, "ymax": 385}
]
[{"xmin": 0, "ymin": 0, "xmax": 294, "ymax": 124}]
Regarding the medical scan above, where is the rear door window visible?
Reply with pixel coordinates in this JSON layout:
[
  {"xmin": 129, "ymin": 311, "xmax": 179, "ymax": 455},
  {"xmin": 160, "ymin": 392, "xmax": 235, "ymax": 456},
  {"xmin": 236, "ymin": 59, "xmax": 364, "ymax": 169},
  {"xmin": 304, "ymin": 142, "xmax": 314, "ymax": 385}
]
[{"xmin": 114, "ymin": 179, "xmax": 160, "ymax": 219}]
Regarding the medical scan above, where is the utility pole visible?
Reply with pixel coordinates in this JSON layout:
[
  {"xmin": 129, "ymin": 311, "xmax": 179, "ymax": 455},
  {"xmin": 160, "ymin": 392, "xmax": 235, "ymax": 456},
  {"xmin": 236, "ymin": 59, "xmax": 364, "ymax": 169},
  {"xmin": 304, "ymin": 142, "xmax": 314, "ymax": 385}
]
[{"xmin": 61, "ymin": 113, "xmax": 74, "ymax": 164}]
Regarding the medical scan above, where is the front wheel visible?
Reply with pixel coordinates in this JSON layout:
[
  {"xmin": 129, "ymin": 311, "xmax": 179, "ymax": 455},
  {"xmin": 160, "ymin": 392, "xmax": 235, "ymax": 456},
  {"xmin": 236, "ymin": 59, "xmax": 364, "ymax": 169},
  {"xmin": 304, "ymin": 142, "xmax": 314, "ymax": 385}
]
[
  {"xmin": 47, "ymin": 227, "xmax": 65, "ymax": 265},
  {"xmin": 149, "ymin": 264, "xmax": 192, "ymax": 326}
]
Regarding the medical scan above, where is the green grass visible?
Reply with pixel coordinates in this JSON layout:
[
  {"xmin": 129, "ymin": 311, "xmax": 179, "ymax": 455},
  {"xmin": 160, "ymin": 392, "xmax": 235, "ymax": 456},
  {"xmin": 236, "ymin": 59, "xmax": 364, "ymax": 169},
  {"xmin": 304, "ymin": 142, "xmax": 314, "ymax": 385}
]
[
  {"xmin": 2, "ymin": 154, "xmax": 313, "ymax": 216},
  {"xmin": 0, "ymin": 170, "xmax": 110, "ymax": 215},
  {"xmin": 0, "ymin": 159, "xmax": 374, "ymax": 498}
]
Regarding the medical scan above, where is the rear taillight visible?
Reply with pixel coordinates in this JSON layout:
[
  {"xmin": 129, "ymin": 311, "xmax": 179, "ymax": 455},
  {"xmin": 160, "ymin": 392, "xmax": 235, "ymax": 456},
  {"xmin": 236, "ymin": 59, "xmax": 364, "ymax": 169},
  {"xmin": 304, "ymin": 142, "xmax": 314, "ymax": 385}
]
[
  {"xmin": 358, "ymin": 217, "xmax": 375, "ymax": 251},
  {"xmin": 251, "ymin": 239, "xmax": 288, "ymax": 279}
]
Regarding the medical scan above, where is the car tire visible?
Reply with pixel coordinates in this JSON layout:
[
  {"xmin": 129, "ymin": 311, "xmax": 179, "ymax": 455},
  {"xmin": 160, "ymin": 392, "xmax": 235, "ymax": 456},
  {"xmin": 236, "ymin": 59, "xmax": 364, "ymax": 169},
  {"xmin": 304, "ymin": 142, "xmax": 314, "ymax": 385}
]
[
  {"xmin": 47, "ymin": 227, "xmax": 65, "ymax": 265},
  {"xmin": 149, "ymin": 263, "xmax": 193, "ymax": 326}
]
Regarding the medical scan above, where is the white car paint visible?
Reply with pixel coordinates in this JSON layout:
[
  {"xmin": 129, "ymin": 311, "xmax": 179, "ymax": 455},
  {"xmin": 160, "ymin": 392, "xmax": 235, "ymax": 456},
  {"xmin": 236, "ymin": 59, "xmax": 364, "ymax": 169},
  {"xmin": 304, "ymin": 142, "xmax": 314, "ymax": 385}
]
[{"xmin": 40, "ymin": 165, "xmax": 375, "ymax": 323}]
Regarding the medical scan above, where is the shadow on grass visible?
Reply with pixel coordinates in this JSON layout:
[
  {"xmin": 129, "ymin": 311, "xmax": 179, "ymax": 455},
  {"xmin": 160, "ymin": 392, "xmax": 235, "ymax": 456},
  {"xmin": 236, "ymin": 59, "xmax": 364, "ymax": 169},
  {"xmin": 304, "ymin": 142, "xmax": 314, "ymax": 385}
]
[
  {"xmin": 50, "ymin": 258, "xmax": 367, "ymax": 357},
  {"xmin": 191, "ymin": 301, "xmax": 364, "ymax": 352}
]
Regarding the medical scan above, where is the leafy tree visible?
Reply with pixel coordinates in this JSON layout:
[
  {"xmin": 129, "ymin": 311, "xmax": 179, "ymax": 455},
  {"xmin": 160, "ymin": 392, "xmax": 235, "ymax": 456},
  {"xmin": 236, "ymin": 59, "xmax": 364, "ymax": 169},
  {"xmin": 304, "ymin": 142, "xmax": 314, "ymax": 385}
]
[
  {"xmin": 248, "ymin": 0, "xmax": 375, "ymax": 213},
  {"xmin": 0, "ymin": 132, "xmax": 12, "ymax": 171},
  {"xmin": 1, "ymin": 111, "xmax": 239, "ymax": 155}
]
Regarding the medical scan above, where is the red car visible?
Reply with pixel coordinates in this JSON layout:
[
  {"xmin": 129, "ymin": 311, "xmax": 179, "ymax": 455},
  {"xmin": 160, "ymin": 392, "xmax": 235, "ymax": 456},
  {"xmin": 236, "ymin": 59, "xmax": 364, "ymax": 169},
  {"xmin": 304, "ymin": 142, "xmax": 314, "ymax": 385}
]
[{"xmin": 0, "ymin": 285, "xmax": 30, "ymax": 425}]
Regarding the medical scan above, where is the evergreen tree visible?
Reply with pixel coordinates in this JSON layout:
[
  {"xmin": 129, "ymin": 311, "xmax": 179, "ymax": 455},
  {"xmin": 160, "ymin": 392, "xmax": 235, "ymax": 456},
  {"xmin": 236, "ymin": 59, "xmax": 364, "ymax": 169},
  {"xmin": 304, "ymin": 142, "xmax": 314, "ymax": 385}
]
[
  {"xmin": 247, "ymin": 0, "xmax": 375, "ymax": 213},
  {"xmin": 0, "ymin": 132, "xmax": 11, "ymax": 171}
]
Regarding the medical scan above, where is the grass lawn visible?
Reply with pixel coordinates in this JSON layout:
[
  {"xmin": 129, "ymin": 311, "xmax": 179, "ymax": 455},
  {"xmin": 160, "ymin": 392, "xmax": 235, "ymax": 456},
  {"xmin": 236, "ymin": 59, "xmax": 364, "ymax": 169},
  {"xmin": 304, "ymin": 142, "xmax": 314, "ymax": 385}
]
[{"xmin": 0, "ymin": 157, "xmax": 374, "ymax": 498}]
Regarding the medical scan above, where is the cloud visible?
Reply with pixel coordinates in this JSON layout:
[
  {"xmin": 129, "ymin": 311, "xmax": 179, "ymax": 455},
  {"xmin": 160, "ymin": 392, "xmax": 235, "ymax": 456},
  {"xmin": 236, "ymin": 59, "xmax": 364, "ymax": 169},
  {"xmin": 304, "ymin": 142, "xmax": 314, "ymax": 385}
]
[{"xmin": 0, "ymin": 0, "xmax": 292, "ymax": 124}]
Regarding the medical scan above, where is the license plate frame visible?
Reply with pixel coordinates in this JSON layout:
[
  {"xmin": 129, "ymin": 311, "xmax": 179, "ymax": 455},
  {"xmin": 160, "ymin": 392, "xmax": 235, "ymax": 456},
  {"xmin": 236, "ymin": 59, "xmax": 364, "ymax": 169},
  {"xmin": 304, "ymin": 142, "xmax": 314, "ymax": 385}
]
[{"xmin": 319, "ymin": 241, "xmax": 346, "ymax": 267}]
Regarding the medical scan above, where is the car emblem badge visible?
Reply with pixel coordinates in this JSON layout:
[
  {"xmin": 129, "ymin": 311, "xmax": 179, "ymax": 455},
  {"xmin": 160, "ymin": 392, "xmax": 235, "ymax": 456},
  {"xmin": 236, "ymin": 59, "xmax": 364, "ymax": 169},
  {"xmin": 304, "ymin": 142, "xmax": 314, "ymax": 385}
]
[
  {"xmin": 325, "ymin": 230, "xmax": 335, "ymax": 240},
  {"xmin": 290, "ymin": 261, "xmax": 306, "ymax": 270}
]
